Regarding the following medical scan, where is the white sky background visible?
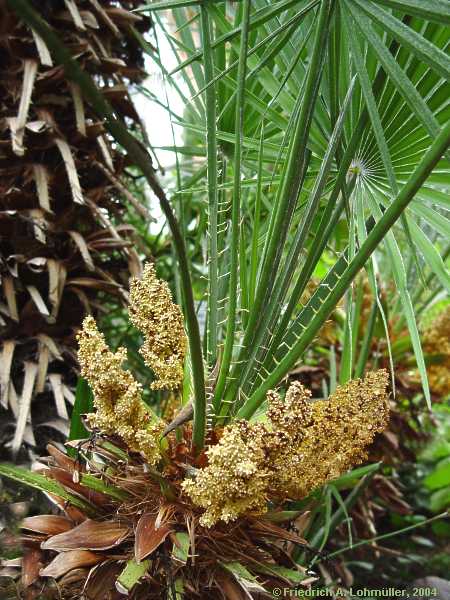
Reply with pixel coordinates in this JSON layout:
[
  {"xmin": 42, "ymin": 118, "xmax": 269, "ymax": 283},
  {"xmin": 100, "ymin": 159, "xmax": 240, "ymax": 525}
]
[{"xmin": 132, "ymin": 21, "xmax": 193, "ymax": 233}]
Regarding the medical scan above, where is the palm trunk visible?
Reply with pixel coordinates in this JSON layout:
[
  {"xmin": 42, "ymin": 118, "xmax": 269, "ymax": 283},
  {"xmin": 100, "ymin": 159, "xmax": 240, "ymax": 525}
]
[{"xmin": 0, "ymin": 0, "xmax": 150, "ymax": 458}]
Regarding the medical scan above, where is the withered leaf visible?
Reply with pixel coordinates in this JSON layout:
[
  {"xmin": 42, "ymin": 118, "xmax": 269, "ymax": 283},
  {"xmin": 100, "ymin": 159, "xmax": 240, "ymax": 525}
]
[
  {"xmin": 134, "ymin": 513, "xmax": 173, "ymax": 562},
  {"xmin": 40, "ymin": 550, "xmax": 104, "ymax": 579},
  {"xmin": 12, "ymin": 362, "xmax": 38, "ymax": 457},
  {"xmin": 42, "ymin": 519, "xmax": 129, "ymax": 551},
  {"xmin": 22, "ymin": 547, "xmax": 43, "ymax": 588},
  {"xmin": 59, "ymin": 567, "xmax": 90, "ymax": 587},
  {"xmin": 46, "ymin": 443, "xmax": 77, "ymax": 471},
  {"xmin": 217, "ymin": 574, "xmax": 247, "ymax": 600},
  {"xmin": 22, "ymin": 515, "xmax": 73, "ymax": 535},
  {"xmin": 1, "ymin": 0, "xmax": 145, "ymax": 461},
  {"xmin": 84, "ymin": 560, "xmax": 123, "ymax": 599}
]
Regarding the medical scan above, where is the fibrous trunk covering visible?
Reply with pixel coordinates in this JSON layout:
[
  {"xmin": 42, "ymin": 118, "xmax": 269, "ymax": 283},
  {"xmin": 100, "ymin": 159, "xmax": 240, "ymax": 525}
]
[{"xmin": 0, "ymin": 0, "xmax": 151, "ymax": 457}]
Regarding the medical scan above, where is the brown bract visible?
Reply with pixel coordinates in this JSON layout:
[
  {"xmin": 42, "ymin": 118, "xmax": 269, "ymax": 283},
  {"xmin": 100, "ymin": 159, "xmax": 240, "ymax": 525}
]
[
  {"xmin": 40, "ymin": 550, "xmax": 105, "ymax": 579},
  {"xmin": 41, "ymin": 519, "xmax": 130, "ymax": 552},
  {"xmin": 134, "ymin": 513, "xmax": 173, "ymax": 562},
  {"xmin": 22, "ymin": 515, "xmax": 73, "ymax": 536}
]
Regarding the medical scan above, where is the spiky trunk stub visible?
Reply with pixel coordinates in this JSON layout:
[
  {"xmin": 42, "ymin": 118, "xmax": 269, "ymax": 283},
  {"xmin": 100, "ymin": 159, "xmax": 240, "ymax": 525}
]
[{"xmin": 0, "ymin": 0, "xmax": 151, "ymax": 458}]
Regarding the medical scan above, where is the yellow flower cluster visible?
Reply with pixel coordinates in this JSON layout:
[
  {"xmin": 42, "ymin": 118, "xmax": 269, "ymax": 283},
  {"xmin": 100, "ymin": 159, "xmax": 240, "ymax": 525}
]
[
  {"xmin": 129, "ymin": 263, "xmax": 186, "ymax": 390},
  {"xmin": 182, "ymin": 424, "xmax": 268, "ymax": 527},
  {"xmin": 77, "ymin": 316, "xmax": 164, "ymax": 465},
  {"xmin": 183, "ymin": 371, "xmax": 389, "ymax": 527},
  {"xmin": 422, "ymin": 306, "xmax": 450, "ymax": 396},
  {"xmin": 274, "ymin": 370, "xmax": 389, "ymax": 498}
]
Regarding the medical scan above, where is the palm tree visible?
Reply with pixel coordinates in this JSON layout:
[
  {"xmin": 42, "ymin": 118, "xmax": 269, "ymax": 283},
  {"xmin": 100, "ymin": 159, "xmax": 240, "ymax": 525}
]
[
  {"xmin": 0, "ymin": 0, "xmax": 150, "ymax": 457},
  {"xmin": 1, "ymin": 0, "xmax": 449, "ymax": 597}
]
